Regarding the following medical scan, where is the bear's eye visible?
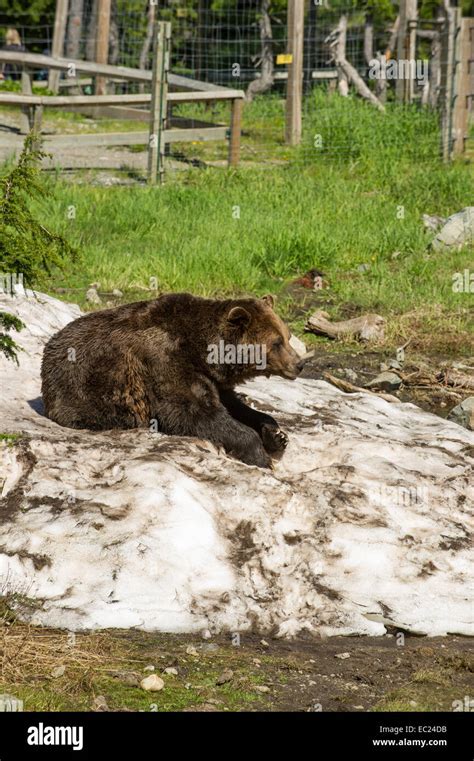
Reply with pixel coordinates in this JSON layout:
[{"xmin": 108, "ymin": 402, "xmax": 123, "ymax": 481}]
[{"xmin": 272, "ymin": 338, "xmax": 283, "ymax": 350}]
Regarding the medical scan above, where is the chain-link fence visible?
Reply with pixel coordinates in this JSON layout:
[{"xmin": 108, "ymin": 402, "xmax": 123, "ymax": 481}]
[{"xmin": 0, "ymin": 2, "xmax": 472, "ymax": 180}]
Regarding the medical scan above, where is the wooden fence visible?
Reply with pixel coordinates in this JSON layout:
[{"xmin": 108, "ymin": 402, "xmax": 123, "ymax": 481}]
[{"xmin": 0, "ymin": 21, "xmax": 245, "ymax": 182}]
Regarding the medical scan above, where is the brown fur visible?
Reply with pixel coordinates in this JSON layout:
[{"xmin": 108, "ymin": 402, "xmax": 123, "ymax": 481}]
[{"xmin": 41, "ymin": 293, "xmax": 303, "ymax": 467}]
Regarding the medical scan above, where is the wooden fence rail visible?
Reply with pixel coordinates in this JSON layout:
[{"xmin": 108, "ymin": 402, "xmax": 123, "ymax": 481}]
[{"xmin": 0, "ymin": 36, "xmax": 245, "ymax": 180}]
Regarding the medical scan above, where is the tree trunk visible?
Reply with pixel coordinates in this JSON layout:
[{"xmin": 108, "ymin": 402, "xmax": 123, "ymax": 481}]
[
  {"xmin": 326, "ymin": 15, "xmax": 385, "ymax": 111},
  {"xmin": 65, "ymin": 0, "xmax": 84, "ymax": 60},
  {"xmin": 245, "ymin": 0, "xmax": 274, "ymax": 102},
  {"xmin": 376, "ymin": 15, "xmax": 400, "ymax": 103},
  {"xmin": 335, "ymin": 15, "xmax": 348, "ymax": 96},
  {"xmin": 109, "ymin": 0, "xmax": 119, "ymax": 66},
  {"xmin": 364, "ymin": 14, "xmax": 374, "ymax": 67},
  {"xmin": 139, "ymin": 3, "xmax": 156, "ymax": 72},
  {"xmin": 304, "ymin": 0, "xmax": 318, "ymax": 93},
  {"xmin": 428, "ymin": 4, "xmax": 446, "ymax": 108},
  {"xmin": 138, "ymin": 3, "xmax": 155, "ymax": 93},
  {"xmin": 86, "ymin": 0, "xmax": 99, "ymax": 61}
]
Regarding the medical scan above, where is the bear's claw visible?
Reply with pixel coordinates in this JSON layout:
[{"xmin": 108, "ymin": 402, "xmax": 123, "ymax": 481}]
[{"xmin": 261, "ymin": 424, "xmax": 289, "ymax": 453}]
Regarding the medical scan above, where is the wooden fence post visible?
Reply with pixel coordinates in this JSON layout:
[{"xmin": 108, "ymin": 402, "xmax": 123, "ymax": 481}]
[
  {"xmin": 96, "ymin": 0, "xmax": 111, "ymax": 95},
  {"xmin": 228, "ymin": 98, "xmax": 242, "ymax": 167},
  {"xmin": 396, "ymin": 0, "xmax": 418, "ymax": 103},
  {"xmin": 147, "ymin": 21, "xmax": 171, "ymax": 185},
  {"xmin": 452, "ymin": 16, "xmax": 473, "ymax": 155},
  {"xmin": 48, "ymin": 0, "xmax": 69, "ymax": 93},
  {"xmin": 285, "ymin": 0, "xmax": 304, "ymax": 146},
  {"xmin": 20, "ymin": 70, "xmax": 32, "ymax": 134}
]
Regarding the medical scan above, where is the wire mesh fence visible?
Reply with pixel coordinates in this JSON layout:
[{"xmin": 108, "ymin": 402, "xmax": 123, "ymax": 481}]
[{"xmin": 0, "ymin": 1, "xmax": 472, "ymax": 181}]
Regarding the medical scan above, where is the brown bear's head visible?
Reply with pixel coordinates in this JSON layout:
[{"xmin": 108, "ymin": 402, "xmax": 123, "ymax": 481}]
[{"xmin": 209, "ymin": 295, "xmax": 304, "ymax": 385}]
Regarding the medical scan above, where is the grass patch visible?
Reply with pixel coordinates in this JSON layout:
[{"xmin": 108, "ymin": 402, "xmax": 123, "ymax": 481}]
[
  {"xmin": 0, "ymin": 433, "xmax": 23, "ymax": 446},
  {"xmin": 0, "ymin": 605, "xmax": 272, "ymax": 712},
  {"xmin": 2, "ymin": 93, "xmax": 473, "ymax": 358}
]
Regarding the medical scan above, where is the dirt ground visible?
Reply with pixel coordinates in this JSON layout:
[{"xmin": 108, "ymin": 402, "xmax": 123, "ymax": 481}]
[{"xmin": 1, "ymin": 613, "xmax": 472, "ymax": 712}]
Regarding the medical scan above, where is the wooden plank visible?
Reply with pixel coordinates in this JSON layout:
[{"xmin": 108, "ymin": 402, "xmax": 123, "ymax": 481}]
[
  {"xmin": 228, "ymin": 98, "xmax": 242, "ymax": 167},
  {"xmin": 452, "ymin": 17, "xmax": 473, "ymax": 155},
  {"xmin": 170, "ymin": 72, "xmax": 224, "ymax": 92},
  {"xmin": 96, "ymin": 0, "xmax": 112, "ymax": 95},
  {"xmin": 0, "ymin": 50, "xmax": 239, "ymax": 93},
  {"xmin": 0, "ymin": 91, "xmax": 243, "ymax": 109},
  {"xmin": 170, "ymin": 115, "xmax": 224, "ymax": 130},
  {"xmin": 44, "ymin": 132, "xmax": 149, "ymax": 148},
  {"xmin": 168, "ymin": 90, "xmax": 244, "ymax": 102},
  {"xmin": 0, "ymin": 93, "xmax": 151, "ymax": 106},
  {"xmin": 0, "ymin": 128, "xmax": 229, "ymax": 150},
  {"xmin": 165, "ymin": 127, "xmax": 228, "ymax": 143},
  {"xmin": 35, "ymin": 77, "xmax": 95, "ymax": 88},
  {"xmin": 78, "ymin": 105, "xmax": 150, "ymax": 120},
  {"xmin": 49, "ymin": 0, "xmax": 69, "ymax": 93},
  {"xmin": 285, "ymin": 0, "xmax": 304, "ymax": 145}
]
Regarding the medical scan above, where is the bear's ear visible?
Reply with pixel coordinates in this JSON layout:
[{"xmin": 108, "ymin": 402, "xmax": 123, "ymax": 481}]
[
  {"xmin": 260, "ymin": 294, "xmax": 275, "ymax": 309},
  {"xmin": 227, "ymin": 306, "xmax": 251, "ymax": 328}
]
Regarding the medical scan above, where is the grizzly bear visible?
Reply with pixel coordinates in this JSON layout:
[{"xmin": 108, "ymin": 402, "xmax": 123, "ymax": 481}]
[{"xmin": 41, "ymin": 293, "xmax": 304, "ymax": 468}]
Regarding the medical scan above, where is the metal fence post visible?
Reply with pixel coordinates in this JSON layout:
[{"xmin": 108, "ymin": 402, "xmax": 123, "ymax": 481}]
[{"xmin": 147, "ymin": 21, "xmax": 171, "ymax": 185}]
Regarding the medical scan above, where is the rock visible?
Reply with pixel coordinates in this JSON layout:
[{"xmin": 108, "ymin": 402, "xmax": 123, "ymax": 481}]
[
  {"xmin": 431, "ymin": 207, "xmax": 474, "ymax": 252},
  {"xmin": 343, "ymin": 369, "xmax": 358, "ymax": 384},
  {"xmin": 260, "ymin": 640, "xmax": 269, "ymax": 648},
  {"xmin": 140, "ymin": 674, "xmax": 164, "ymax": 692},
  {"xmin": 51, "ymin": 665, "xmax": 66, "ymax": 678},
  {"xmin": 366, "ymin": 371, "xmax": 402, "ymax": 392},
  {"xmin": 186, "ymin": 646, "xmax": 199, "ymax": 657},
  {"xmin": 112, "ymin": 289, "xmax": 123, "ymax": 298},
  {"xmin": 200, "ymin": 643, "xmax": 219, "ymax": 653},
  {"xmin": 216, "ymin": 669, "xmax": 233, "ymax": 686},
  {"xmin": 422, "ymin": 214, "xmax": 446, "ymax": 233},
  {"xmin": 447, "ymin": 397, "xmax": 474, "ymax": 431},
  {"xmin": 387, "ymin": 359, "xmax": 403, "ymax": 371},
  {"xmin": 85, "ymin": 287, "xmax": 101, "ymax": 305},
  {"xmin": 254, "ymin": 685, "xmax": 270, "ymax": 693},
  {"xmin": 357, "ymin": 263, "xmax": 370, "ymax": 273},
  {"xmin": 0, "ymin": 291, "xmax": 473, "ymax": 638},
  {"xmin": 201, "ymin": 628, "xmax": 212, "ymax": 639},
  {"xmin": 289, "ymin": 334, "xmax": 306, "ymax": 358},
  {"xmin": 111, "ymin": 671, "xmax": 140, "ymax": 687},
  {"xmin": 143, "ymin": 665, "xmax": 155, "ymax": 672},
  {"xmin": 163, "ymin": 667, "xmax": 178, "ymax": 676},
  {"xmin": 92, "ymin": 695, "xmax": 109, "ymax": 712},
  {"xmin": 334, "ymin": 652, "xmax": 351, "ymax": 660}
]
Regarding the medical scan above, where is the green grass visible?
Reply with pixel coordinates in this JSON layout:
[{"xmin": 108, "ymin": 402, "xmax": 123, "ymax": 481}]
[
  {"xmin": 0, "ymin": 433, "xmax": 23, "ymax": 446},
  {"xmin": 4, "ymin": 93, "xmax": 474, "ymax": 356}
]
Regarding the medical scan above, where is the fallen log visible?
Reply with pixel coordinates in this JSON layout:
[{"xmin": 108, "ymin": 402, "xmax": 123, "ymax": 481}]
[
  {"xmin": 400, "ymin": 368, "xmax": 474, "ymax": 392},
  {"xmin": 323, "ymin": 372, "xmax": 400, "ymax": 403},
  {"xmin": 306, "ymin": 311, "xmax": 386, "ymax": 343}
]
